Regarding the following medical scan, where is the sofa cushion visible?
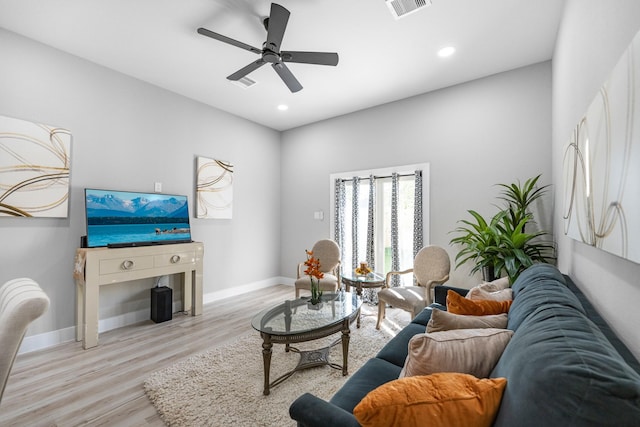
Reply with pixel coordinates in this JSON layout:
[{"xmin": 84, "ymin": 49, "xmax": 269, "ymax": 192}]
[
  {"xmin": 376, "ymin": 320, "xmax": 431, "ymax": 367},
  {"xmin": 353, "ymin": 373, "xmax": 507, "ymax": 427},
  {"xmin": 491, "ymin": 303, "xmax": 640, "ymax": 427},
  {"xmin": 426, "ymin": 309, "xmax": 508, "ymax": 333},
  {"xmin": 507, "ymin": 264, "xmax": 585, "ymax": 332},
  {"xmin": 466, "ymin": 286, "xmax": 513, "ymax": 301},
  {"xmin": 563, "ymin": 274, "xmax": 640, "ymax": 375},
  {"xmin": 400, "ymin": 328, "xmax": 513, "ymax": 378},
  {"xmin": 482, "ymin": 276, "xmax": 511, "ymax": 290},
  {"xmin": 447, "ymin": 290, "xmax": 512, "ymax": 315},
  {"xmin": 329, "ymin": 357, "xmax": 403, "ymax": 413}
]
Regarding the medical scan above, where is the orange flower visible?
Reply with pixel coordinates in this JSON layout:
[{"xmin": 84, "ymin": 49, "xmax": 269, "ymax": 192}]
[{"xmin": 304, "ymin": 250, "xmax": 325, "ymax": 280}]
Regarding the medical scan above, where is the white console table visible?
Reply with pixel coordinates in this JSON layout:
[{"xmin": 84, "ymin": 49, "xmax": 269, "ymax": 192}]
[{"xmin": 73, "ymin": 242, "xmax": 204, "ymax": 349}]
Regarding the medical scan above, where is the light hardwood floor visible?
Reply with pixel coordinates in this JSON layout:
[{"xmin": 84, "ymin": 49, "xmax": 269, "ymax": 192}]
[{"xmin": 0, "ymin": 284, "xmax": 295, "ymax": 427}]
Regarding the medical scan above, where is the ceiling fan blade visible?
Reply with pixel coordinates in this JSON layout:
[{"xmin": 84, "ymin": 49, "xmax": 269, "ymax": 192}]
[
  {"xmin": 197, "ymin": 27, "xmax": 262, "ymax": 55},
  {"xmin": 281, "ymin": 51, "xmax": 339, "ymax": 66},
  {"xmin": 227, "ymin": 59, "xmax": 267, "ymax": 81},
  {"xmin": 272, "ymin": 63, "xmax": 302, "ymax": 93},
  {"xmin": 265, "ymin": 3, "xmax": 290, "ymax": 52}
]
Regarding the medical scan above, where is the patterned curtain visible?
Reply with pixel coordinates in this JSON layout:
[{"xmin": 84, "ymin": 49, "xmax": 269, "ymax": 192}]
[
  {"xmin": 413, "ymin": 170, "xmax": 423, "ymax": 258},
  {"xmin": 351, "ymin": 176, "xmax": 360, "ymax": 270},
  {"xmin": 366, "ymin": 174, "xmax": 375, "ymax": 270},
  {"xmin": 334, "ymin": 179, "xmax": 345, "ymax": 268},
  {"xmin": 390, "ymin": 173, "xmax": 400, "ymax": 287}
]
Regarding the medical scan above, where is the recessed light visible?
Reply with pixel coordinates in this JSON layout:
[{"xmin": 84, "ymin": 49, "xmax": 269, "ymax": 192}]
[
  {"xmin": 277, "ymin": 104, "xmax": 289, "ymax": 111},
  {"xmin": 437, "ymin": 46, "xmax": 456, "ymax": 58}
]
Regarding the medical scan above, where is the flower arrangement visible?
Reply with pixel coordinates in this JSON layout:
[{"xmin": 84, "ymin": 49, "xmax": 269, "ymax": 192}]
[
  {"xmin": 304, "ymin": 250, "xmax": 324, "ymax": 305},
  {"xmin": 355, "ymin": 261, "xmax": 371, "ymax": 276}
]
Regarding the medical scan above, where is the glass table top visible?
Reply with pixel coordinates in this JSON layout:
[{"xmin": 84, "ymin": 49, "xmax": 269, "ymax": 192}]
[
  {"xmin": 251, "ymin": 292, "xmax": 362, "ymax": 336},
  {"xmin": 341, "ymin": 271, "xmax": 385, "ymax": 283}
]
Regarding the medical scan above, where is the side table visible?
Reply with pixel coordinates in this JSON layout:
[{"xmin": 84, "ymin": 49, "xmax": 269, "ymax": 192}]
[{"xmin": 341, "ymin": 272, "xmax": 385, "ymax": 326}]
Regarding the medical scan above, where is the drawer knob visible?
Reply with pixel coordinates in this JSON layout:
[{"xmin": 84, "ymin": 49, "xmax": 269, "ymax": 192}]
[
  {"xmin": 122, "ymin": 260, "xmax": 134, "ymax": 270},
  {"xmin": 170, "ymin": 255, "xmax": 181, "ymax": 264}
]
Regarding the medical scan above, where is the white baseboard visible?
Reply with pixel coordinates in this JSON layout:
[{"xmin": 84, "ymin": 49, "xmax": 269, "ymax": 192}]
[{"xmin": 18, "ymin": 277, "xmax": 295, "ymax": 355}]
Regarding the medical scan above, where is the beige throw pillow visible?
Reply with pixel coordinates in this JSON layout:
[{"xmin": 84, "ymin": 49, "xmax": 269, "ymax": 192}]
[
  {"xmin": 467, "ymin": 287, "xmax": 513, "ymax": 301},
  {"xmin": 427, "ymin": 309, "xmax": 508, "ymax": 333},
  {"xmin": 481, "ymin": 277, "xmax": 510, "ymax": 291},
  {"xmin": 400, "ymin": 328, "xmax": 514, "ymax": 379}
]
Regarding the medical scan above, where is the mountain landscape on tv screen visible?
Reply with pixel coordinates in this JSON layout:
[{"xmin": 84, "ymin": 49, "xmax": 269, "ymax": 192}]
[{"xmin": 86, "ymin": 193, "xmax": 189, "ymax": 220}]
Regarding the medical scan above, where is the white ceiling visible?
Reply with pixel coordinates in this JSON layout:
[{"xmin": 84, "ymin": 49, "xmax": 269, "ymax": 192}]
[{"xmin": 0, "ymin": 0, "xmax": 566, "ymax": 131}]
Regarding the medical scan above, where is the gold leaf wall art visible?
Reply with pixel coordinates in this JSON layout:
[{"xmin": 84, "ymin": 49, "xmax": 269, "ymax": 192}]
[
  {"xmin": 0, "ymin": 115, "xmax": 72, "ymax": 218},
  {"xmin": 563, "ymin": 29, "xmax": 640, "ymax": 264},
  {"xmin": 196, "ymin": 156, "xmax": 233, "ymax": 219}
]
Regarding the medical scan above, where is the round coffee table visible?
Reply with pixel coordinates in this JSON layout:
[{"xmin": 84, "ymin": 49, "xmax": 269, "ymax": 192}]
[{"xmin": 250, "ymin": 291, "xmax": 362, "ymax": 395}]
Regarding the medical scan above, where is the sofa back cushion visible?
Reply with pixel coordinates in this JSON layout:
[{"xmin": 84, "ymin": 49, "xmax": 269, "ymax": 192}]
[
  {"xmin": 492, "ymin": 299, "xmax": 640, "ymax": 426},
  {"xmin": 507, "ymin": 263, "xmax": 585, "ymax": 332}
]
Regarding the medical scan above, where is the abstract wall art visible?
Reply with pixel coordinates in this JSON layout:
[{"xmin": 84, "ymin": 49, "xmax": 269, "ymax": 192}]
[
  {"xmin": 0, "ymin": 115, "xmax": 72, "ymax": 218},
  {"xmin": 196, "ymin": 156, "xmax": 233, "ymax": 219},
  {"xmin": 562, "ymin": 29, "xmax": 640, "ymax": 264}
]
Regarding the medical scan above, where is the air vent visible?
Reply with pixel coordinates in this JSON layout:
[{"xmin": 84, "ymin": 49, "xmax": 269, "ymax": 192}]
[
  {"xmin": 386, "ymin": 0, "xmax": 432, "ymax": 19},
  {"xmin": 231, "ymin": 76, "xmax": 257, "ymax": 89}
]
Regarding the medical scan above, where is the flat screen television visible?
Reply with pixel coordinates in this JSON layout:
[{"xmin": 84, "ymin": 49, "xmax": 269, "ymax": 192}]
[{"xmin": 84, "ymin": 188, "xmax": 192, "ymax": 248}]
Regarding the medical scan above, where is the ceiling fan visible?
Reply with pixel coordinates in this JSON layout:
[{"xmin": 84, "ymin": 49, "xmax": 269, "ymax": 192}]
[{"xmin": 197, "ymin": 3, "xmax": 339, "ymax": 93}]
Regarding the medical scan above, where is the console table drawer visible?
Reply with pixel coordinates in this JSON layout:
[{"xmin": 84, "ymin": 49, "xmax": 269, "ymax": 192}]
[
  {"xmin": 154, "ymin": 251, "xmax": 196, "ymax": 267},
  {"xmin": 99, "ymin": 255, "xmax": 154, "ymax": 275}
]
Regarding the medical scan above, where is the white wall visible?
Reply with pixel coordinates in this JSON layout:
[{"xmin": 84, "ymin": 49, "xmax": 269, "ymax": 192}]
[
  {"xmin": 0, "ymin": 29, "xmax": 282, "ymax": 346},
  {"xmin": 281, "ymin": 62, "xmax": 553, "ymax": 287},
  {"xmin": 553, "ymin": 0, "xmax": 640, "ymax": 359}
]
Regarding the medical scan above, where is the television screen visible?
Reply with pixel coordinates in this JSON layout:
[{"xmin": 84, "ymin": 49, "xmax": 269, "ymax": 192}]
[{"xmin": 84, "ymin": 188, "xmax": 192, "ymax": 248}]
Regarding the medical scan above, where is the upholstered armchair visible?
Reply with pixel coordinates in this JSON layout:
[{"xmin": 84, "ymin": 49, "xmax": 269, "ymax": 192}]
[
  {"xmin": 376, "ymin": 245, "xmax": 450, "ymax": 329},
  {"xmin": 294, "ymin": 239, "xmax": 341, "ymax": 298},
  {"xmin": 0, "ymin": 278, "xmax": 49, "ymax": 403}
]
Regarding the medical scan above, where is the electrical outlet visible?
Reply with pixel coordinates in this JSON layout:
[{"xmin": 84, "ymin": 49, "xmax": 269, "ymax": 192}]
[{"xmin": 154, "ymin": 182, "xmax": 162, "ymax": 193}]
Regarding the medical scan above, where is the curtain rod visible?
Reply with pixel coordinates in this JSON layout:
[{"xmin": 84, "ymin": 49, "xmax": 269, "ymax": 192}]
[{"xmin": 339, "ymin": 171, "xmax": 420, "ymax": 183}]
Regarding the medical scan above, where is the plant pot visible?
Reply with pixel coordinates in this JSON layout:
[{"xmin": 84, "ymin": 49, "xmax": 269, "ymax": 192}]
[
  {"xmin": 307, "ymin": 301, "xmax": 323, "ymax": 310},
  {"xmin": 482, "ymin": 265, "xmax": 495, "ymax": 282}
]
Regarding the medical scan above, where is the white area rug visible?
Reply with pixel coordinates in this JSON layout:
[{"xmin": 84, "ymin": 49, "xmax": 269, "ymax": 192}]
[{"xmin": 144, "ymin": 305, "xmax": 410, "ymax": 427}]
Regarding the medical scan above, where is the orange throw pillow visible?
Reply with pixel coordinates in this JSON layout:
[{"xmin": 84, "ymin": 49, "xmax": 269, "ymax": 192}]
[
  {"xmin": 447, "ymin": 290, "xmax": 512, "ymax": 315},
  {"xmin": 353, "ymin": 373, "xmax": 507, "ymax": 427}
]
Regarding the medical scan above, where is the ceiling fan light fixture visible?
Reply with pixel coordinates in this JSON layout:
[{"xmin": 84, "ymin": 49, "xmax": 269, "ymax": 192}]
[{"xmin": 385, "ymin": 0, "xmax": 432, "ymax": 19}]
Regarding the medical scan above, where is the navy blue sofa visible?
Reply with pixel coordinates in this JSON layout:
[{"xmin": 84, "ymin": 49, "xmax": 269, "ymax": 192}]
[{"xmin": 289, "ymin": 264, "xmax": 640, "ymax": 426}]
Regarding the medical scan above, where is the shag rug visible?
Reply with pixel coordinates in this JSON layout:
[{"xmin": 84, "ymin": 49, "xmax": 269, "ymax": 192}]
[{"xmin": 144, "ymin": 305, "xmax": 410, "ymax": 427}]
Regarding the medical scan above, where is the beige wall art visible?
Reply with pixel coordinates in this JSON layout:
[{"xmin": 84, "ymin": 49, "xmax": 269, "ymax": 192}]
[
  {"xmin": 196, "ymin": 156, "xmax": 233, "ymax": 219},
  {"xmin": 563, "ymin": 29, "xmax": 640, "ymax": 264},
  {"xmin": 0, "ymin": 115, "xmax": 72, "ymax": 218}
]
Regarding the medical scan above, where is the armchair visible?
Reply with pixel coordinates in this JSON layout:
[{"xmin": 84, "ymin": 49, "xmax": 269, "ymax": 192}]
[
  {"xmin": 294, "ymin": 239, "xmax": 341, "ymax": 298},
  {"xmin": 1, "ymin": 278, "xmax": 49, "ymax": 403},
  {"xmin": 376, "ymin": 245, "xmax": 450, "ymax": 329}
]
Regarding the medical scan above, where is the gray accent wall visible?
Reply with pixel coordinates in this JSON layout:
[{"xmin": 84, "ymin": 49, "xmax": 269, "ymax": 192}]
[
  {"xmin": 0, "ymin": 29, "xmax": 282, "ymax": 339},
  {"xmin": 281, "ymin": 62, "xmax": 553, "ymax": 290},
  {"xmin": 553, "ymin": 0, "xmax": 640, "ymax": 359}
]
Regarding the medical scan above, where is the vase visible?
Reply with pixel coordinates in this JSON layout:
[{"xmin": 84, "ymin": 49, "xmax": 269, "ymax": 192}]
[{"xmin": 307, "ymin": 301, "xmax": 323, "ymax": 310}]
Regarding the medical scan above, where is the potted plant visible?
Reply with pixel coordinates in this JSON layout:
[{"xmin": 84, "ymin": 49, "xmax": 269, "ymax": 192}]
[
  {"xmin": 450, "ymin": 175, "xmax": 555, "ymax": 284},
  {"xmin": 449, "ymin": 210, "xmax": 503, "ymax": 282},
  {"xmin": 303, "ymin": 250, "xmax": 324, "ymax": 308},
  {"xmin": 492, "ymin": 212, "xmax": 555, "ymax": 283},
  {"xmin": 496, "ymin": 174, "xmax": 549, "ymax": 233}
]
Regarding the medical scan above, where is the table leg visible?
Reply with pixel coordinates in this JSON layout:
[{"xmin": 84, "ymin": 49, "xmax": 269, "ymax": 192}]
[
  {"xmin": 261, "ymin": 332, "xmax": 273, "ymax": 395},
  {"xmin": 356, "ymin": 284, "xmax": 362, "ymax": 328},
  {"xmin": 341, "ymin": 319, "xmax": 350, "ymax": 376}
]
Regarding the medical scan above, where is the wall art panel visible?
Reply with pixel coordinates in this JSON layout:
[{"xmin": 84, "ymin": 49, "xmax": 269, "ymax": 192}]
[
  {"xmin": 0, "ymin": 115, "xmax": 72, "ymax": 218},
  {"xmin": 563, "ymin": 29, "xmax": 640, "ymax": 264},
  {"xmin": 196, "ymin": 156, "xmax": 233, "ymax": 219}
]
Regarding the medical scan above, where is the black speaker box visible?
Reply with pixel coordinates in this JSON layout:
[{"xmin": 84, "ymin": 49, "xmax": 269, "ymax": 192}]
[{"xmin": 151, "ymin": 286, "xmax": 172, "ymax": 323}]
